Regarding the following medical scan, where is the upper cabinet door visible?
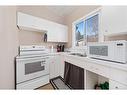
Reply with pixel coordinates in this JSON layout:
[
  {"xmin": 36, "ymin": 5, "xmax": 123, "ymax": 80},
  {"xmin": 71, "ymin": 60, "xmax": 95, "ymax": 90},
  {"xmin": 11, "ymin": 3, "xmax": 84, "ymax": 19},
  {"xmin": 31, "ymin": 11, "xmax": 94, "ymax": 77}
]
[
  {"xmin": 17, "ymin": 12, "xmax": 33, "ymax": 28},
  {"xmin": 17, "ymin": 12, "xmax": 68, "ymax": 42},
  {"xmin": 56, "ymin": 24, "xmax": 68, "ymax": 42},
  {"xmin": 17, "ymin": 12, "xmax": 43, "ymax": 31},
  {"xmin": 47, "ymin": 22, "xmax": 68, "ymax": 42},
  {"xmin": 101, "ymin": 6, "xmax": 127, "ymax": 36}
]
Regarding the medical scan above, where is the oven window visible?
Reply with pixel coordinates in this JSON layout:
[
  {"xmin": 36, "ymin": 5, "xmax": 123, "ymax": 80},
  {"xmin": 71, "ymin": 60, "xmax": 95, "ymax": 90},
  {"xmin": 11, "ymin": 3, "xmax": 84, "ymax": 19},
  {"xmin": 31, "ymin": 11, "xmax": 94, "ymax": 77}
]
[{"xmin": 25, "ymin": 61, "xmax": 45, "ymax": 75}]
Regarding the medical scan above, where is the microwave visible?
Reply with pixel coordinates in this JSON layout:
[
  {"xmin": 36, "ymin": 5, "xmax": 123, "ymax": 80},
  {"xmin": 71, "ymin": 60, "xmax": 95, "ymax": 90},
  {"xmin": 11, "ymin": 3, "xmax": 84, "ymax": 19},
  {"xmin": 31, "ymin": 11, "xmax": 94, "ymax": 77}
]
[{"xmin": 87, "ymin": 40, "xmax": 127, "ymax": 64}]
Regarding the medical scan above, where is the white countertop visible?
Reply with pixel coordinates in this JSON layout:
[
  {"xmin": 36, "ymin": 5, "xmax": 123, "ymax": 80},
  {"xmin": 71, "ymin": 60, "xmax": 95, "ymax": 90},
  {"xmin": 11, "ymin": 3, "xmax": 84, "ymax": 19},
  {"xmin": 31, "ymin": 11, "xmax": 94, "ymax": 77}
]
[
  {"xmin": 16, "ymin": 51, "xmax": 127, "ymax": 72},
  {"xmin": 65, "ymin": 54, "xmax": 127, "ymax": 72}
]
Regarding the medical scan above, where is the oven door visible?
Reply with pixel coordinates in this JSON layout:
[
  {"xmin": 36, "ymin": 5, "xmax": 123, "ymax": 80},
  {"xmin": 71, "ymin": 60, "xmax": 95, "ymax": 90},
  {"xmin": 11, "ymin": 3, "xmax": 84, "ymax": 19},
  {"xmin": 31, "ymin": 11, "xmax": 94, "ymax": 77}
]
[{"xmin": 16, "ymin": 56, "xmax": 49, "ymax": 84}]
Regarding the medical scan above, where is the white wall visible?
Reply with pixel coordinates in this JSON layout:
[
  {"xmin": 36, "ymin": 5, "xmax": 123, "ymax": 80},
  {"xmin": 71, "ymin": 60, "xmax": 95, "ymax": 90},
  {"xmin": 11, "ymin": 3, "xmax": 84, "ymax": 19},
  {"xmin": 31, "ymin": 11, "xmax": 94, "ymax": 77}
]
[{"xmin": 0, "ymin": 6, "xmax": 18, "ymax": 89}]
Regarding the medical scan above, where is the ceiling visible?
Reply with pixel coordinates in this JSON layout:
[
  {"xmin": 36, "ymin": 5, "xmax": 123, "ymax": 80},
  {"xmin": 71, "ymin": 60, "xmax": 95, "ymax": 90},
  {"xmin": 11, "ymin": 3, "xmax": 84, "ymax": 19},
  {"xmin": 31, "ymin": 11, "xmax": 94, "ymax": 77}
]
[
  {"xmin": 18, "ymin": 6, "xmax": 100, "ymax": 18},
  {"xmin": 45, "ymin": 6, "xmax": 79, "ymax": 17}
]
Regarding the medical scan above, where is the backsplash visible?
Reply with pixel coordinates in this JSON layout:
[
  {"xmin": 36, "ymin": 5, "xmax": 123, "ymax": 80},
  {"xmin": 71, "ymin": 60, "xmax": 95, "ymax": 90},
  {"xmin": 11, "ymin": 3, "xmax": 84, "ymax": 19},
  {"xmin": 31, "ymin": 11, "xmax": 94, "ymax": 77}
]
[
  {"xmin": 67, "ymin": 46, "xmax": 87, "ymax": 55},
  {"xmin": 19, "ymin": 30, "xmax": 44, "ymax": 45},
  {"xmin": 18, "ymin": 30, "xmax": 66, "ymax": 49}
]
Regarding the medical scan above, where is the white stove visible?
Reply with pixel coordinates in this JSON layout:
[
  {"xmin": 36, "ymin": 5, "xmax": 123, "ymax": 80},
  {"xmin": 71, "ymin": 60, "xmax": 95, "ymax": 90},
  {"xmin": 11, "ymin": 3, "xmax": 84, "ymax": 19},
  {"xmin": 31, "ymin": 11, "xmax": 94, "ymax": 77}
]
[{"xmin": 16, "ymin": 45, "xmax": 50, "ymax": 89}]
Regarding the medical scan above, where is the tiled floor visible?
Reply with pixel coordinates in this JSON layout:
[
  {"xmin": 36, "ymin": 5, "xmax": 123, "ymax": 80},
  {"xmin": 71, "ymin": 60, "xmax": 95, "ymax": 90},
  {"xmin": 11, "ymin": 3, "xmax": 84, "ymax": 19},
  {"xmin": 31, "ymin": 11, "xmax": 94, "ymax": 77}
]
[{"xmin": 36, "ymin": 83, "xmax": 54, "ymax": 90}]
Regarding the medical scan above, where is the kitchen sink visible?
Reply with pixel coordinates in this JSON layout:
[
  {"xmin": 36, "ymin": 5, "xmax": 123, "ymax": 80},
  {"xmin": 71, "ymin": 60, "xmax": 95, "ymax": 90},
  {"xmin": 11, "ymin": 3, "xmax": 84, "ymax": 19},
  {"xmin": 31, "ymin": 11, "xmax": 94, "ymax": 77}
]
[{"xmin": 70, "ymin": 53, "xmax": 87, "ymax": 57}]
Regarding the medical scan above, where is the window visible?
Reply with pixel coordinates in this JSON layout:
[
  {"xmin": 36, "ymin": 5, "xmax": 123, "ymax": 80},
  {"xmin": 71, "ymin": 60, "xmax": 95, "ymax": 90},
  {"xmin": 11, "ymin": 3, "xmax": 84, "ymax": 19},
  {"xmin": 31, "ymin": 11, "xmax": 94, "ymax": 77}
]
[
  {"xmin": 86, "ymin": 14, "xmax": 99, "ymax": 42},
  {"xmin": 74, "ymin": 13, "xmax": 99, "ymax": 46},
  {"xmin": 75, "ymin": 21, "xmax": 85, "ymax": 46}
]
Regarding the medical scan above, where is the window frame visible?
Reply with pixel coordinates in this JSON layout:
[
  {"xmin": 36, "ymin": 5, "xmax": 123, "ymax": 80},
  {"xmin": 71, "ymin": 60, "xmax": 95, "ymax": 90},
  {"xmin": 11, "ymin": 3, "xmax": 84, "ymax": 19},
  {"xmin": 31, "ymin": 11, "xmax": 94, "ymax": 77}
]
[{"xmin": 72, "ymin": 8, "xmax": 101, "ymax": 47}]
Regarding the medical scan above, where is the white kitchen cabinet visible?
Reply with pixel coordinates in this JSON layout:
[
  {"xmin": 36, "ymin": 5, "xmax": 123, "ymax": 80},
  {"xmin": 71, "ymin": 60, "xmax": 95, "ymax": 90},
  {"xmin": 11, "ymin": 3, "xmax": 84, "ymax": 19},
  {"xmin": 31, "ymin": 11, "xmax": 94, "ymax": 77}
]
[
  {"xmin": 101, "ymin": 6, "xmax": 127, "ymax": 36},
  {"xmin": 59, "ymin": 55, "xmax": 65, "ymax": 78},
  {"xmin": 17, "ymin": 12, "xmax": 45, "ymax": 32},
  {"xmin": 109, "ymin": 80, "xmax": 127, "ymax": 89},
  {"xmin": 85, "ymin": 61, "xmax": 110, "ymax": 78},
  {"xmin": 17, "ymin": 12, "xmax": 68, "ymax": 42},
  {"xmin": 49, "ymin": 56, "xmax": 55, "ymax": 79},
  {"xmin": 64, "ymin": 53, "xmax": 127, "ymax": 90},
  {"xmin": 49, "ymin": 54, "xmax": 65, "ymax": 79},
  {"xmin": 57, "ymin": 24, "xmax": 68, "ymax": 42},
  {"xmin": 17, "ymin": 12, "xmax": 54, "ymax": 32},
  {"xmin": 49, "ymin": 55, "xmax": 63, "ymax": 79},
  {"xmin": 109, "ymin": 67, "xmax": 127, "ymax": 86},
  {"xmin": 32, "ymin": 18, "xmax": 52, "ymax": 32},
  {"xmin": 47, "ymin": 23, "xmax": 68, "ymax": 42}
]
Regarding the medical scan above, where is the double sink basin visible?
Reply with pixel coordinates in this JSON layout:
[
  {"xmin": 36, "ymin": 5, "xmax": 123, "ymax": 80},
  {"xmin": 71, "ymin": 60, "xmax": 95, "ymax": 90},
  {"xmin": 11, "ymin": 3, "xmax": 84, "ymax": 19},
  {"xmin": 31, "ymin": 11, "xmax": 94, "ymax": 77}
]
[{"xmin": 69, "ymin": 53, "xmax": 87, "ymax": 57}]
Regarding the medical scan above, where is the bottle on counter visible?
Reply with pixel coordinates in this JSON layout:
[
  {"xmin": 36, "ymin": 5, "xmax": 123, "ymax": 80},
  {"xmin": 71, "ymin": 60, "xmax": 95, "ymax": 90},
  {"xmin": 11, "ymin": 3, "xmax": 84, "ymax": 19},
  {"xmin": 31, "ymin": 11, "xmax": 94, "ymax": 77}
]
[
  {"xmin": 51, "ymin": 45, "xmax": 54, "ymax": 53},
  {"xmin": 61, "ymin": 45, "xmax": 64, "ymax": 52},
  {"xmin": 57, "ymin": 44, "xmax": 60, "ymax": 52}
]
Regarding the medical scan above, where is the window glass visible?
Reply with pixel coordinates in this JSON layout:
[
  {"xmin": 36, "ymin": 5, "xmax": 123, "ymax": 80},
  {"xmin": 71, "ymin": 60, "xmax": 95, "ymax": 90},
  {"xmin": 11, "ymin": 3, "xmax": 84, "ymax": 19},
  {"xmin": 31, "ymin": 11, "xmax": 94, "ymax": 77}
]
[
  {"xmin": 74, "ymin": 13, "xmax": 99, "ymax": 46},
  {"xmin": 75, "ymin": 21, "xmax": 85, "ymax": 46},
  {"xmin": 86, "ymin": 14, "xmax": 99, "ymax": 42}
]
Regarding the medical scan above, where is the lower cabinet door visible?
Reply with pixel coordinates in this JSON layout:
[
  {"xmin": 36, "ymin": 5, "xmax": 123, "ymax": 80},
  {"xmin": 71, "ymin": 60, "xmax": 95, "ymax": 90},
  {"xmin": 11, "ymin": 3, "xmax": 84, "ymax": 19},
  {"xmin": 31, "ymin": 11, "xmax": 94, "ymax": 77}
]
[
  {"xmin": 49, "ymin": 55, "xmax": 61, "ymax": 79},
  {"xmin": 49, "ymin": 56, "xmax": 56, "ymax": 79},
  {"xmin": 16, "ymin": 75, "xmax": 49, "ymax": 89},
  {"xmin": 59, "ymin": 55, "xmax": 65, "ymax": 78},
  {"xmin": 109, "ymin": 79, "xmax": 127, "ymax": 89}
]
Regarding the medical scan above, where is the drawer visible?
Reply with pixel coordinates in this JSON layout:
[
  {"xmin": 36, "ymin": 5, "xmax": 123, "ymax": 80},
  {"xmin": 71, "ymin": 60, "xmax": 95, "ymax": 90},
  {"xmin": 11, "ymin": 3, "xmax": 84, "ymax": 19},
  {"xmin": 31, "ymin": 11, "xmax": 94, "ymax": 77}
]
[
  {"xmin": 16, "ymin": 75, "xmax": 49, "ymax": 89},
  {"xmin": 109, "ymin": 79, "xmax": 127, "ymax": 89},
  {"xmin": 109, "ymin": 68, "xmax": 127, "ymax": 85},
  {"xmin": 85, "ymin": 62, "xmax": 110, "ymax": 78}
]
